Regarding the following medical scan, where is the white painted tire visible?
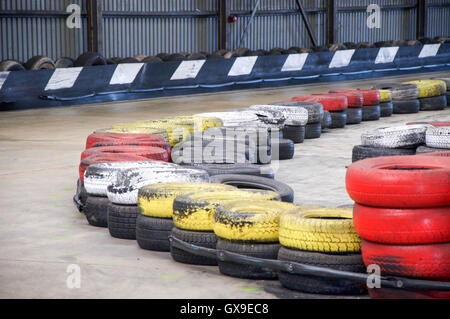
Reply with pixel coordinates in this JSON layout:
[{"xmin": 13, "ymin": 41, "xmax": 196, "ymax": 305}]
[
  {"xmin": 106, "ymin": 167, "xmax": 209, "ymax": 204},
  {"xmin": 194, "ymin": 111, "xmax": 285, "ymax": 129},
  {"xmin": 249, "ymin": 104, "xmax": 308, "ymax": 126},
  {"xmin": 361, "ymin": 125, "xmax": 429, "ymax": 149},
  {"xmin": 426, "ymin": 127, "xmax": 450, "ymax": 149},
  {"xmin": 84, "ymin": 161, "xmax": 179, "ymax": 196}
]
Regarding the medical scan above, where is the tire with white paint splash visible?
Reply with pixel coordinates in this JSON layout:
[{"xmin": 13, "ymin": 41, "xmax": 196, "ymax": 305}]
[
  {"xmin": 426, "ymin": 127, "xmax": 450, "ymax": 149},
  {"xmin": 269, "ymin": 101, "xmax": 324, "ymax": 124},
  {"xmin": 106, "ymin": 167, "xmax": 209, "ymax": 205},
  {"xmin": 372, "ymin": 83, "xmax": 419, "ymax": 101},
  {"xmin": 249, "ymin": 104, "xmax": 308, "ymax": 126},
  {"xmin": 361, "ymin": 125, "xmax": 429, "ymax": 149}
]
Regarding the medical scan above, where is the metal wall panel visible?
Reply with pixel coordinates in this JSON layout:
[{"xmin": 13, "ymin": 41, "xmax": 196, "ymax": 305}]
[{"xmin": 427, "ymin": 0, "xmax": 450, "ymax": 38}]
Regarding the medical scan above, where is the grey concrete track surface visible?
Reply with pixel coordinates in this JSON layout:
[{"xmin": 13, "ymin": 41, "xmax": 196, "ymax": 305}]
[{"xmin": 0, "ymin": 71, "xmax": 449, "ymax": 299}]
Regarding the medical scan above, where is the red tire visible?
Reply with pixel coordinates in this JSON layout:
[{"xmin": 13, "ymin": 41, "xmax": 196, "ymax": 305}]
[
  {"xmin": 353, "ymin": 203, "xmax": 450, "ymax": 244},
  {"xmin": 79, "ymin": 154, "xmax": 148, "ymax": 182},
  {"xmin": 356, "ymin": 89, "xmax": 380, "ymax": 106},
  {"xmin": 368, "ymin": 287, "xmax": 450, "ymax": 299},
  {"xmin": 346, "ymin": 156, "xmax": 450, "ymax": 208},
  {"xmin": 406, "ymin": 122, "xmax": 450, "ymax": 127},
  {"xmin": 80, "ymin": 145, "xmax": 169, "ymax": 162},
  {"xmin": 290, "ymin": 94, "xmax": 348, "ymax": 111},
  {"xmin": 91, "ymin": 141, "xmax": 171, "ymax": 158},
  {"xmin": 85, "ymin": 133, "xmax": 166, "ymax": 149},
  {"xmin": 419, "ymin": 151, "xmax": 450, "ymax": 158},
  {"xmin": 361, "ymin": 239, "xmax": 450, "ymax": 279},
  {"xmin": 328, "ymin": 90, "xmax": 364, "ymax": 107}
]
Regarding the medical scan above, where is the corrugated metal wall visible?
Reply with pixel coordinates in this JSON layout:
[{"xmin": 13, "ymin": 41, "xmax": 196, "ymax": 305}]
[{"xmin": 0, "ymin": 0, "xmax": 449, "ymax": 62}]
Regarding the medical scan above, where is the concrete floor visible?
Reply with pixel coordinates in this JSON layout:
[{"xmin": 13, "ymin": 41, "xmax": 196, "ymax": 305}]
[{"xmin": 1, "ymin": 71, "xmax": 449, "ymax": 298}]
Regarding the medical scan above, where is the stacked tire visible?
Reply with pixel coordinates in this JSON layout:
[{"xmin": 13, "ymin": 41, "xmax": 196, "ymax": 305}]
[
  {"xmin": 433, "ymin": 77, "xmax": 450, "ymax": 107},
  {"xmin": 372, "ymin": 83, "xmax": 420, "ymax": 114},
  {"xmin": 416, "ymin": 124, "xmax": 450, "ymax": 154},
  {"xmin": 403, "ymin": 80, "xmax": 447, "ymax": 111},
  {"xmin": 330, "ymin": 89, "xmax": 381, "ymax": 122},
  {"xmin": 170, "ymin": 190, "xmax": 281, "ymax": 265},
  {"xmin": 213, "ymin": 200, "xmax": 299, "ymax": 279},
  {"xmin": 351, "ymin": 125, "xmax": 427, "ymax": 162},
  {"xmin": 328, "ymin": 90, "xmax": 364, "ymax": 124},
  {"xmin": 346, "ymin": 155, "xmax": 450, "ymax": 299},
  {"xmin": 278, "ymin": 207, "xmax": 366, "ymax": 295}
]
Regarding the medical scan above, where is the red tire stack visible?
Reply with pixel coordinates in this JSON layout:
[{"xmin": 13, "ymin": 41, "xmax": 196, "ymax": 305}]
[
  {"xmin": 330, "ymin": 89, "xmax": 380, "ymax": 122},
  {"xmin": 328, "ymin": 90, "xmax": 364, "ymax": 125},
  {"xmin": 346, "ymin": 155, "xmax": 450, "ymax": 299},
  {"xmin": 290, "ymin": 94, "xmax": 348, "ymax": 128}
]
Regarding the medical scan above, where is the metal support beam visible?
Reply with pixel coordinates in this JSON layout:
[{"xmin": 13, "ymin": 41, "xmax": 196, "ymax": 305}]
[
  {"xmin": 296, "ymin": 0, "xmax": 318, "ymax": 47},
  {"xmin": 218, "ymin": 0, "xmax": 231, "ymax": 50},
  {"xmin": 238, "ymin": 0, "xmax": 261, "ymax": 49},
  {"xmin": 326, "ymin": 0, "xmax": 337, "ymax": 46},
  {"xmin": 87, "ymin": 0, "xmax": 103, "ymax": 55},
  {"xmin": 416, "ymin": 0, "xmax": 427, "ymax": 39}
]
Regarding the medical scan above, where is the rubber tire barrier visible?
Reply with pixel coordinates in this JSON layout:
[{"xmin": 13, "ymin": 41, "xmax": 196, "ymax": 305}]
[
  {"xmin": 346, "ymin": 155, "xmax": 450, "ymax": 208},
  {"xmin": 426, "ymin": 127, "xmax": 450, "ymax": 149},
  {"xmin": 361, "ymin": 239, "xmax": 450, "ymax": 279},
  {"xmin": 249, "ymin": 104, "xmax": 308, "ymax": 126},
  {"xmin": 170, "ymin": 227, "xmax": 218, "ymax": 266},
  {"xmin": 346, "ymin": 107, "xmax": 362, "ymax": 125},
  {"xmin": 379, "ymin": 102, "xmax": 394, "ymax": 117},
  {"xmin": 351, "ymin": 145, "xmax": 416, "ymax": 162},
  {"xmin": 24, "ymin": 56, "xmax": 55, "ymax": 70},
  {"xmin": 419, "ymin": 95, "xmax": 447, "ymax": 111},
  {"xmin": 80, "ymin": 145, "xmax": 169, "ymax": 162},
  {"xmin": 291, "ymin": 95, "xmax": 347, "ymax": 111},
  {"xmin": 216, "ymin": 239, "xmax": 280, "ymax": 280},
  {"xmin": 270, "ymin": 101, "xmax": 324, "ymax": 124},
  {"xmin": 368, "ymin": 287, "xmax": 450, "ymax": 299},
  {"xmin": 272, "ymin": 138, "xmax": 295, "ymax": 160},
  {"xmin": 329, "ymin": 111, "xmax": 347, "ymax": 128},
  {"xmin": 181, "ymin": 163, "xmax": 274, "ymax": 179},
  {"xmin": 86, "ymin": 132, "xmax": 167, "ymax": 149},
  {"xmin": 107, "ymin": 203, "xmax": 140, "ymax": 240},
  {"xmin": 321, "ymin": 111, "xmax": 332, "ymax": 131},
  {"xmin": 0, "ymin": 59, "xmax": 26, "ymax": 71},
  {"xmin": 403, "ymin": 80, "xmax": 447, "ymax": 98},
  {"xmin": 362, "ymin": 105, "xmax": 381, "ymax": 121},
  {"xmin": 416, "ymin": 145, "xmax": 450, "ymax": 154},
  {"xmin": 74, "ymin": 52, "xmax": 107, "ymax": 67},
  {"xmin": 281, "ymin": 125, "xmax": 305, "ymax": 144},
  {"xmin": 136, "ymin": 215, "xmax": 173, "ymax": 251},
  {"xmin": 392, "ymin": 99, "xmax": 420, "ymax": 114},
  {"xmin": 210, "ymin": 174, "xmax": 294, "ymax": 203},
  {"xmin": 361, "ymin": 125, "xmax": 428, "ymax": 149},
  {"xmin": 328, "ymin": 91, "xmax": 363, "ymax": 107},
  {"xmin": 372, "ymin": 83, "xmax": 419, "ymax": 101},
  {"xmin": 305, "ymin": 122, "xmax": 321, "ymax": 139},
  {"xmin": 279, "ymin": 207, "xmax": 360, "ymax": 253},
  {"xmin": 278, "ymin": 247, "xmax": 366, "ymax": 295},
  {"xmin": 354, "ymin": 203, "xmax": 450, "ymax": 244},
  {"xmin": 84, "ymin": 195, "xmax": 109, "ymax": 227}
]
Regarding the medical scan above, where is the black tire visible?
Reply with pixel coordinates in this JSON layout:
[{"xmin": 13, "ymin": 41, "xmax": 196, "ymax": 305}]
[
  {"xmin": 181, "ymin": 163, "xmax": 274, "ymax": 179},
  {"xmin": 187, "ymin": 53, "xmax": 207, "ymax": 60},
  {"xmin": 107, "ymin": 203, "xmax": 140, "ymax": 239},
  {"xmin": 0, "ymin": 59, "xmax": 25, "ymax": 71},
  {"xmin": 352, "ymin": 145, "xmax": 416, "ymax": 162},
  {"xmin": 271, "ymin": 138, "xmax": 294, "ymax": 160},
  {"xmin": 166, "ymin": 53, "xmax": 186, "ymax": 62},
  {"xmin": 119, "ymin": 57, "xmax": 139, "ymax": 63},
  {"xmin": 55, "ymin": 57, "xmax": 74, "ymax": 68},
  {"xmin": 362, "ymin": 105, "xmax": 381, "ymax": 121},
  {"xmin": 142, "ymin": 56, "xmax": 163, "ymax": 64},
  {"xmin": 24, "ymin": 56, "xmax": 55, "ymax": 70},
  {"xmin": 136, "ymin": 215, "xmax": 173, "ymax": 251},
  {"xmin": 343, "ymin": 42, "xmax": 357, "ymax": 49},
  {"xmin": 447, "ymin": 92, "xmax": 450, "ymax": 107},
  {"xmin": 356, "ymin": 42, "xmax": 374, "ymax": 49},
  {"xmin": 170, "ymin": 227, "xmax": 218, "ymax": 265},
  {"xmin": 346, "ymin": 108, "xmax": 362, "ymax": 125},
  {"xmin": 380, "ymin": 102, "xmax": 394, "ymax": 117},
  {"xmin": 278, "ymin": 247, "xmax": 367, "ymax": 295},
  {"xmin": 78, "ymin": 179, "xmax": 88, "ymax": 207},
  {"xmin": 392, "ymin": 100, "xmax": 420, "ymax": 114},
  {"xmin": 234, "ymin": 48, "xmax": 250, "ymax": 56},
  {"xmin": 328, "ymin": 43, "xmax": 347, "ymax": 51},
  {"xmin": 74, "ymin": 179, "xmax": 87, "ymax": 213},
  {"xmin": 416, "ymin": 145, "xmax": 450, "ymax": 154},
  {"xmin": 329, "ymin": 111, "xmax": 347, "ymax": 129},
  {"xmin": 321, "ymin": 111, "xmax": 332, "ymax": 131},
  {"xmin": 156, "ymin": 53, "xmax": 170, "ymax": 61},
  {"xmin": 419, "ymin": 95, "xmax": 447, "ymax": 111},
  {"xmin": 84, "ymin": 195, "xmax": 109, "ymax": 227},
  {"xmin": 305, "ymin": 122, "xmax": 321, "ymax": 139},
  {"xmin": 216, "ymin": 239, "xmax": 280, "ymax": 280},
  {"xmin": 74, "ymin": 52, "xmax": 106, "ymax": 67},
  {"xmin": 210, "ymin": 174, "xmax": 294, "ymax": 203},
  {"xmin": 281, "ymin": 125, "xmax": 305, "ymax": 144},
  {"xmin": 312, "ymin": 46, "xmax": 329, "ymax": 52}
]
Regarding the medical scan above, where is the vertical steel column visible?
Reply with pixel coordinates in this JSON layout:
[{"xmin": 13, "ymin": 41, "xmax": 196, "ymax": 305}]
[
  {"xmin": 218, "ymin": 0, "xmax": 231, "ymax": 50},
  {"xmin": 295, "ymin": 0, "xmax": 318, "ymax": 47},
  {"xmin": 416, "ymin": 0, "xmax": 427, "ymax": 39},
  {"xmin": 326, "ymin": 0, "xmax": 337, "ymax": 46},
  {"xmin": 87, "ymin": 0, "xmax": 103, "ymax": 55}
]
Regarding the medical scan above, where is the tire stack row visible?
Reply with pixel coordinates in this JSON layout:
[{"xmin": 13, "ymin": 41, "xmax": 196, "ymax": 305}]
[
  {"xmin": 416, "ymin": 124, "xmax": 450, "ymax": 154},
  {"xmin": 404, "ymin": 80, "xmax": 447, "ymax": 111},
  {"xmin": 346, "ymin": 154, "xmax": 450, "ymax": 299},
  {"xmin": 277, "ymin": 207, "xmax": 366, "ymax": 295}
]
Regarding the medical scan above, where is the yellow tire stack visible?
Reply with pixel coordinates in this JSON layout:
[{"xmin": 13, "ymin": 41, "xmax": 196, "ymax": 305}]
[
  {"xmin": 376, "ymin": 89, "xmax": 394, "ymax": 117},
  {"xmin": 402, "ymin": 80, "xmax": 447, "ymax": 111}
]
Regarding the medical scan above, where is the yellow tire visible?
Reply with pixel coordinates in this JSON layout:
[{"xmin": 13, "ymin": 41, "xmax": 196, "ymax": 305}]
[
  {"xmin": 138, "ymin": 182, "xmax": 235, "ymax": 218},
  {"xmin": 403, "ymin": 80, "xmax": 447, "ymax": 98},
  {"xmin": 213, "ymin": 201, "xmax": 310, "ymax": 242},
  {"xmin": 95, "ymin": 127, "xmax": 169, "ymax": 142},
  {"xmin": 377, "ymin": 89, "xmax": 392, "ymax": 103},
  {"xmin": 172, "ymin": 190, "xmax": 280, "ymax": 231},
  {"xmin": 279, "ymin": 207, "xmax": 361, "ymax": 253},
  {"xmin": 164, "ymin": 116, "xmax": 223, "ymax": 132}
]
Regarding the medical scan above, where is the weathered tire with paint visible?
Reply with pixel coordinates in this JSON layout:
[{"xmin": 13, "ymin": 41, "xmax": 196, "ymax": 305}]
[
  {"xmin": 361, "ymin": 125, "xmax": 428, "ymax": 149},
  {"xmin": 416, "ymin": 145, "xmax": 449, "ymax": 154},
  {"xmin": 86, "ymin": 132, "xmax": 168, "ymax": 149},
  {"xmin": 329, "ymin": 111, "xmax": 347, "ymax": 128},
  {"xmin": 305, "ymin": 122, "xmax": 321, "ymax": 138},
  {"xmin": 354, "ymin": 204, "xmax": 450, "ymax": 244},
  {"xmin": 107, "ymin": 203, "xmax": 140, "ymax": 239},
  {"xmin": 346, "ymin": 107, "xmax": 362, "ymax": 125},
  {"xmin": 291, "ymin": 95, "xmax": 348, "ymax": 112},
  {"xmin": 321, "ymin": 111, "xmax": 332, "ymax": 131},
  {"xmin": 368, "ymin": 287, "xmax": 450, "ymax": 299},
  {"xmin": 181, "ymin": 163, "xmax": 274, "ymax": 179},
  {"xmin": 270, "ymin": 101, "xmax": 324, "ymax": 124},
  {"xmin": 55, "ymin": 57, "xmax": 74, "ymax": 68},
  {"xmin": 372, "ymin": 83, "xmax": 419, "ymax": 101},
  {"xmin": 0, "ymin": 59, "xmax": 25, "ymax": 71},
  {"xmin": 136, "ymin": 215, "xmax": 173, "ymax": 251},
  {"xmin": 419, "ymin": 95, "xmax": 447, "ymax": 111},
  {"xmin": 403, "ymin": 80, "xmax": 447, "ymax": 98},
  {"xmin": 361, "ymin": 105, "xmax": 381, "ymax": 121},
  {"xmin": 379, "ymin": 102, "xmax": 393, "ymax": 117},
  {"xmin": 346, "ymin": 155, "xmax": 450, "ymax": 208},
  {"xmin": 170, "ymin": 227, "xmax": 218, "ymax": 266},
  {"xmin": 210, "ymin": 174, "xmax": 294, "ymax": 203},
  {"xmin": 74, "ymin": 52, "xmax": 107, "ymax": 67},
  {"xmin": 426, "ymin": 127, "xmax": 450, "ymax": 149},
  {"xmin": 84, "ymin": 195, "xmax": 109, "ymax": 227},
  {"xmin": 24, "ymin": 56, "xmax": 55, "ymax": 70},
  {"xmin": 217, "ymin": 239, "xmax": 280, "ymax": 280},
  {"xmin": 279, "ymin": 207, "xmax": 360, "ymax": 253},
  {"xmin": 351, "ymin": 145, "xmax": 416, "ymax": 162},
  {"xmin": 392, "ymin": 99, "xmax": 420, "ymax": 114},
  {"xmin": 281, "ymin": 126, "xmax": 304, "ymax": 144},
  {"xmin": 249, "ymin": 104, "xmax": 308, "ymax": 126},
  {"xmin": 278, "ymin": 247, "xmax": 366, "ymax": 295},
  {"xmin": 81, "ymin": 145, "xmax": 169, "ymax": 162},
  {"xmin": 361, "ymin": 239, "xmax": 450, "ymax": 279},
  {"xmin": 142, "ymin": 56, "xmax": 163, "ymax": 64}
]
